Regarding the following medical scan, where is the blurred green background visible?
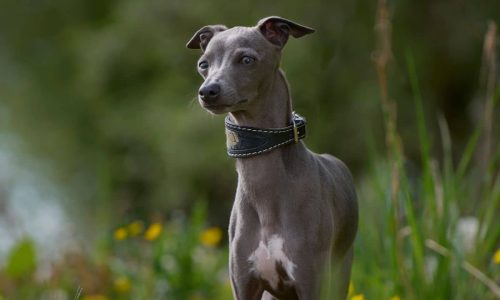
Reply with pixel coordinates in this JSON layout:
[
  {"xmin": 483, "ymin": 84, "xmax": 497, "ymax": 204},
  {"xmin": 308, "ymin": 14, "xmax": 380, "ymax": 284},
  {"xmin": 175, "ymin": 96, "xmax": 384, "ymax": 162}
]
[{"xmin": 0, "ymin": 0, "xmax": 499, "ymax": 299}]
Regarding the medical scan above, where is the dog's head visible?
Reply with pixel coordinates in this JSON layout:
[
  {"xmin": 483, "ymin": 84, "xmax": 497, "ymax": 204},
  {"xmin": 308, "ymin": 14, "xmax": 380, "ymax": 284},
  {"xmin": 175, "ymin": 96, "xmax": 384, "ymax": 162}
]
[{"xmin": 186, "ymin": 17, "xmax": 314, "ymax": 114}]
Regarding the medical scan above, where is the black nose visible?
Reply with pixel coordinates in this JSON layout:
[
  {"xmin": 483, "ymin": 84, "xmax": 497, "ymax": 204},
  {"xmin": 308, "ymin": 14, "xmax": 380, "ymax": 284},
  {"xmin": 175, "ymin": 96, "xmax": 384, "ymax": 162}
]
[{"xmin": 198, "ymin": 83, "xmax": 220, "ymax": 103}]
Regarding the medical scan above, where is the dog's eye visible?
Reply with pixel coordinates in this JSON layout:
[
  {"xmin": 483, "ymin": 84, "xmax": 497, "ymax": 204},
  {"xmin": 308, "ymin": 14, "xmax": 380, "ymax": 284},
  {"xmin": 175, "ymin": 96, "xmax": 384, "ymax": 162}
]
[
  {"xmin": 198, "ymin": 61, "xmax": 209, "ymax": 70},
  {"xmin": 241, "ymin": 56, "xmax": 255, "ymax": 65}
]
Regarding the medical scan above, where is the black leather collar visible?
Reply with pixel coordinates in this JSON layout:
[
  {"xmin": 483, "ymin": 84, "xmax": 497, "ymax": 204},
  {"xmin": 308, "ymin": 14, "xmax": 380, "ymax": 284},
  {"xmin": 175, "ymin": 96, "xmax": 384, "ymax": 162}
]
[{"xmin": 224, "ymin": 112, "xmax": 306, "ymax": 158}]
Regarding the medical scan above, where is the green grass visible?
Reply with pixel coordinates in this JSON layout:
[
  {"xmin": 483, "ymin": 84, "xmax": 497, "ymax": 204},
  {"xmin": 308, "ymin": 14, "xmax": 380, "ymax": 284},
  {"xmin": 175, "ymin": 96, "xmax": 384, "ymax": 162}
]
[{"xmin": 350, "ymin": 49, "xmax": 499, "ymax": 299}]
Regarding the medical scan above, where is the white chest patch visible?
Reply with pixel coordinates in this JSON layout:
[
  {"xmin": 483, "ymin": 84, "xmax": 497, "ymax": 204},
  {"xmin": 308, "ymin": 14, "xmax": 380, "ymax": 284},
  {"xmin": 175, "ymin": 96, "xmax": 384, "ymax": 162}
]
[{"xmin": 248, "ymin": 235, "xmax": 296, "ymax": 289}]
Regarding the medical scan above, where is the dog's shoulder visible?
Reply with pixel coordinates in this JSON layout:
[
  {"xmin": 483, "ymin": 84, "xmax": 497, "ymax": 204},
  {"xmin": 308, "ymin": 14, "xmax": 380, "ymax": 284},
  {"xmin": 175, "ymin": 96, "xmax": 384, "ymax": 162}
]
[{"xmin": 316, "ymin": 154, "xmax": 354, "ymax": 185}]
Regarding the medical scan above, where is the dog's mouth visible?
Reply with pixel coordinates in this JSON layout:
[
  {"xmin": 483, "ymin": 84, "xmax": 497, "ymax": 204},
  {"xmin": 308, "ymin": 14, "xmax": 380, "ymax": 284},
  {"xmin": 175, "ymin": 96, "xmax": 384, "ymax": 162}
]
[
  {"xmin": 202, "ymin": 103, "xmax": 231, "ymax": 109},
  {"xmin": 201, "ymin": 99, "xmax": 248, "ymax": 113}
]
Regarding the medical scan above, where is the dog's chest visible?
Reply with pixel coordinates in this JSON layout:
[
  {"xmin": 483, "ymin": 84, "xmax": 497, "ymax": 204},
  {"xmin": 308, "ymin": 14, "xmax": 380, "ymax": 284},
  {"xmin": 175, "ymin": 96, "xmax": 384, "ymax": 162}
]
[{"xmin": 248, "ymin": 235, "xmax": 297, "ymax": 291}]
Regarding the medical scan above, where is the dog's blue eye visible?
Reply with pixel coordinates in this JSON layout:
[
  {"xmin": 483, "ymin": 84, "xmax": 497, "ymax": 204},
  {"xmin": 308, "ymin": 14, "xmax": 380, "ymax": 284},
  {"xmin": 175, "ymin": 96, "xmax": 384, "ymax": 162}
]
[
  {"xmin": 241, "ymin": 56, "xmax": 255, "ymax": 65},
  {"xmin": 198, "ymin": 61, "xmax": 209, "ymax": 70}
]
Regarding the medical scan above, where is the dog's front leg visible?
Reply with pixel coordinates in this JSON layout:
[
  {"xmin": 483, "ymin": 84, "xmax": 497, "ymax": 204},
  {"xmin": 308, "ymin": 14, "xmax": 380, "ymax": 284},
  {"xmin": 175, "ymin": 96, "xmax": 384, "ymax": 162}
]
[
  {"xmin": 290, "ymin": 250, "xmax": 332, "ymax": 300},
  {"xmin": 230, "ymin": 238, "xmax": 264, "ymax": 300},
  {"xmin": 229, "ymin": 202, "xmax": 264, "ymax": 300}
]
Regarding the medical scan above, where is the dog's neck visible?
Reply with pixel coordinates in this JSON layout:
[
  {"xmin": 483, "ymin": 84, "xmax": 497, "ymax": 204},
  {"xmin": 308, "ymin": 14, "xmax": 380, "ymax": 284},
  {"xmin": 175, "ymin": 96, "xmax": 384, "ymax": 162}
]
[
  {"xmin": 228, "ymin": 69, "xmax": 307, "ymax": 185},
  {"xmin": 229, "ymin": 69, "xmax": 292, "ymax": 129}
]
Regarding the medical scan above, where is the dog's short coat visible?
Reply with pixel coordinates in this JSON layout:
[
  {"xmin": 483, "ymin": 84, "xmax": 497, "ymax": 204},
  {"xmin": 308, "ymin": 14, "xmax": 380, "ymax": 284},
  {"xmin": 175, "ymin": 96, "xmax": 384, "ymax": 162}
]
[{"xmin": 187, "ymin": 16, "xmax": 358, "ymax": 300}]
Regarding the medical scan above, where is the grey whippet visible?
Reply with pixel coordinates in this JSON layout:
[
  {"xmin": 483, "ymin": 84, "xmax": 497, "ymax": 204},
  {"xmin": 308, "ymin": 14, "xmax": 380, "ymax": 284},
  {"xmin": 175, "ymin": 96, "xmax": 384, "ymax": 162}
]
[{"xmin": 187, "ymin": 16, "xmax": 358, "ymax": 300}]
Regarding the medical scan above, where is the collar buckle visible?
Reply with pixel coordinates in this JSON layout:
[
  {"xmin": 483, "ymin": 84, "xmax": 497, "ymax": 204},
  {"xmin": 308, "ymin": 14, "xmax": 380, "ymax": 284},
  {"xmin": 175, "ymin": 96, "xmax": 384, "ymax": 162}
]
[{"xmin": 292, "ymin": 112, "xmax": 299, "ymax": 143}]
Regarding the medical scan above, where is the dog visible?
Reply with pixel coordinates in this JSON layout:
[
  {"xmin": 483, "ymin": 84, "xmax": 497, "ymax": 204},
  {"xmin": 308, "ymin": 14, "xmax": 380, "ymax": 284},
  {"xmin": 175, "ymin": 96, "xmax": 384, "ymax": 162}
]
[{"xmin": 187, "ymin": 16, "xmax": 358, "ymax": 300}]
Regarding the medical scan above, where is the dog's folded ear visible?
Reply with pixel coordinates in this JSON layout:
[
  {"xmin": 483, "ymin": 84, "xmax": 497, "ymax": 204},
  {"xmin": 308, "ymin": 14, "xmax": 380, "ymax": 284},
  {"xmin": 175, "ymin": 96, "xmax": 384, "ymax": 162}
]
[
  {"xmin": 186, "ymin": 25, "xmax": 228, "ymax": 51},
  {"xmin": 257, "ymin": 16, "xmax": 315, "ymax": 48}
]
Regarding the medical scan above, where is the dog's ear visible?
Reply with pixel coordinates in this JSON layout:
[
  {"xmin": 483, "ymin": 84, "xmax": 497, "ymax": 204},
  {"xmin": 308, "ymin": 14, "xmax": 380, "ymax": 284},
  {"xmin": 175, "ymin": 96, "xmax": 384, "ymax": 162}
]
[
  {"xmin": 186, "ymin": 25, "xmax": 228, "ymax": 51},
  {"xmin": 257, "ymin": 16, "xmax": 315, "ymax": 48}
]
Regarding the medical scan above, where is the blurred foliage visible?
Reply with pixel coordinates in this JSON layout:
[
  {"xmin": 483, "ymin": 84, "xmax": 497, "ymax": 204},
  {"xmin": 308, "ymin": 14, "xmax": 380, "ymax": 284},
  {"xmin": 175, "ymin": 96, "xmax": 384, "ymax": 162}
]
[
  {"xmin": 1, "ymin": 0, "xmax": 499, "ymax": 222},
  {"xmin": 0, "ymin": 202, "xmax": 232, "ymax": 299},
  {"xmin": 5, "ymin": 239, "xmax": 36, "ymax": 279},
  {"xmin": 0, "ymin": 0, "xmax": 499, "ymax": 299}
]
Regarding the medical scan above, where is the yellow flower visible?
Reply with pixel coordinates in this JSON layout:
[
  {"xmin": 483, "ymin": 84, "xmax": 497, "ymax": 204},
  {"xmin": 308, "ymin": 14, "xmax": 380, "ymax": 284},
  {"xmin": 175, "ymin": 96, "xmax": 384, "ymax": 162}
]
[
  {"xmin": 351, "ymin": 294, "xmax": 365, "ymax": 300},
  {"xmin": 114, "ymin": 227, "xmax": 127, "ymax": 240},
  {"xmin": 82, "ymin": 295, "xmax": 108, "ymax": 300},
  {"xmin": 114, "ymin": 276, "xmax": 132, "ymax": 293},
  {"xmin": 348, "ymin": 282, "xmax": 355, "ymax": 296},
  {"xmin": 390, "ymin": 296, "xmax": 401, "ymax": 300},
  {"xmin": 200, "ymin": 227, "xmax": 223, "ymax": 247},
  {"xmin": 127, "ymin": 220, "xmax": 144, "ymax": 237},
  {"xmin": 493, "ymin": 249, "xmax": 500, "ymax": 265},
  {"xmin": 144, "ymin": 222, "xmax": 163, "ymax": 241}
]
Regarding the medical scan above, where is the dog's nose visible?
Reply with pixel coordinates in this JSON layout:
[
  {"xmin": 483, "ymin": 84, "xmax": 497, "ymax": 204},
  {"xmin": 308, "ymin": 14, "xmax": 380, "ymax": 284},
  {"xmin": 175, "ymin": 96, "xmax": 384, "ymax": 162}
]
[{"xmin": 198, "ymin": 83, "xmax": 220, "ymax": 103}]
